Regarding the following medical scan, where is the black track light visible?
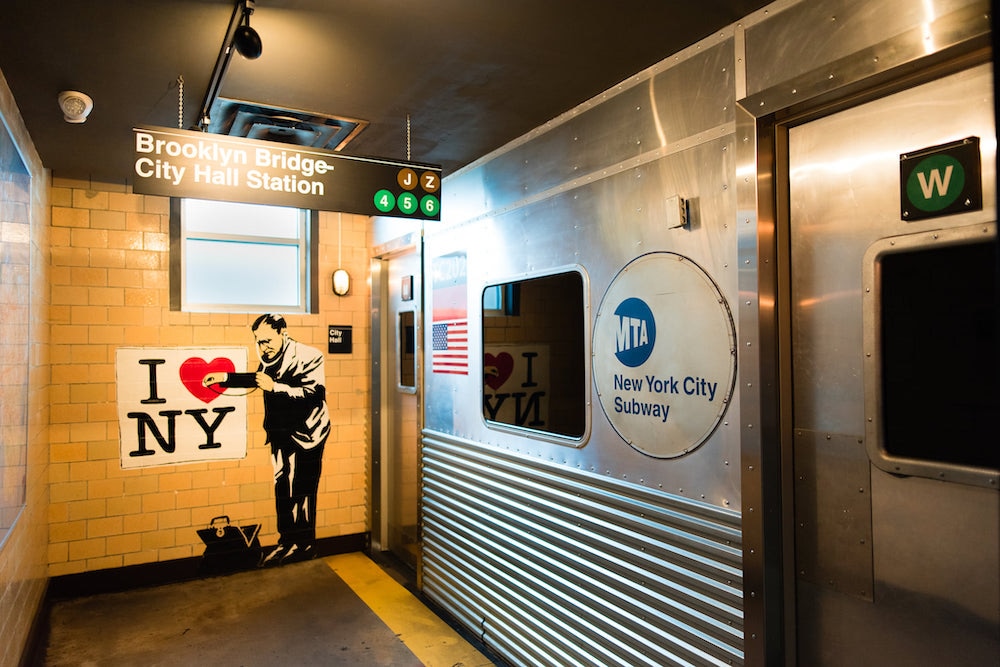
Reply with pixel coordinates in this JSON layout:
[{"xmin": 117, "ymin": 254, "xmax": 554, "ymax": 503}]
[
  {"xmin": 234, "ymin": 23, "xmax": 262, "ymax": 60},
  {"xmin": 233, "ymin": 2, "xmax": 262, "ymax": 60},
  {"xmin": 197, "ymin": 0, "xmax": 263, "ymax": 131}
]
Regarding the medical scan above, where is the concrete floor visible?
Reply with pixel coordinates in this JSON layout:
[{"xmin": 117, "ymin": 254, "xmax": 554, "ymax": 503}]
[{"xmin": 38, "ymin": 555, "xmax": 497, "ymax": 667}]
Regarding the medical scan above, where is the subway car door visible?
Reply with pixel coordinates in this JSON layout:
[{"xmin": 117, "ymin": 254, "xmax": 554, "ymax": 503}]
[
  {"xmin": 786, "ymin": 61, "xmax": 998, "ymax": 664},
  {"xmin": 376, "ymin": 243, "xmax": 422, "ymax": 571}
]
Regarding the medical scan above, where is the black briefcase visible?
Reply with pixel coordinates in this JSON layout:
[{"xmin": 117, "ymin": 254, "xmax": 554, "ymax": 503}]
[{"xmin": 197, "ymin": 515, "xmax": 262, "ymax": 573}]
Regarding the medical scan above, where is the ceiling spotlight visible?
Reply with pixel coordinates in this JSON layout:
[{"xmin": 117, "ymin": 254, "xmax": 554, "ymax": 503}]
[
  {"xmin": 198, "ymin": 0, "xmax": 263, "ymax": 131},
  {"xmin": 234, "ymin": 1, "xmax": 262, "ymax": 59},
  {"xmin": 58, "ymin": 91, "xmax": 94, "ymax": 123}
]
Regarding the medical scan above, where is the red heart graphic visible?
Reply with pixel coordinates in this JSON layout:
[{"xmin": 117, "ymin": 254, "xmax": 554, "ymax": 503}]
[
  {"xmin": 484, "ymin": 352, "xmax": 514, "ymax": 390},
  {"xmin": 179, "ymin": 357, "xmax": 237, "ymax": 403}
]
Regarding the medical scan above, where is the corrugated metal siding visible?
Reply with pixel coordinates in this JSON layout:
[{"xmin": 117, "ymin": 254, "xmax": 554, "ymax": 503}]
[{"xmin": 422, "ymin": 432, "xmax": 744, "ymax": 666}]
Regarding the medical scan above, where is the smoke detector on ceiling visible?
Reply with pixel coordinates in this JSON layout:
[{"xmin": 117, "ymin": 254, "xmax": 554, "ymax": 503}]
[{"xmin": 58, "ymin": 91, "xmax": 94, "ymax": 123}]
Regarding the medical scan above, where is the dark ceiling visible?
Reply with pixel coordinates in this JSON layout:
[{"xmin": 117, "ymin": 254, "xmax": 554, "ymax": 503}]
[{"xmin": 0, "ymin": 0, "xmax": 772, "ymax": 184}]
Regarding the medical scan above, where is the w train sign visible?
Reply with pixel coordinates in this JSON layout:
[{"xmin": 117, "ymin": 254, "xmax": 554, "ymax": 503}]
[{"xmin": 900, "ymin": 136, "xmax": 982, "ymax": 221}]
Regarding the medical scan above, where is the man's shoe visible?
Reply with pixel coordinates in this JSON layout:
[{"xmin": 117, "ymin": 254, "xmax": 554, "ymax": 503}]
[
  {"xmin": 280, "ymin": 543, "xmax": 315, "ymax": 564},
  {"xmin": 260, "ymin": 544, "xmax": 289, "ymax": 567}
]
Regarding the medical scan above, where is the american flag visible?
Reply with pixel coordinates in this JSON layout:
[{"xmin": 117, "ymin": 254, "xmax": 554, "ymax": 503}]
[{"xmin": 431, "ymin": 320, "xmax": 468, "ymax": 374}]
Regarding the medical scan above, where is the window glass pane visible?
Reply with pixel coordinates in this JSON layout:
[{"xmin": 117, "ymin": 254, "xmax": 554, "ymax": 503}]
[
  {"xmin": 483, "ymin": 285, "xmax": 502, "ymax": 312},
  {"xmin": 879, "ymin": 240, "xmax": 998, "ymax": 470},
  {"xmin": 183, "ymin": 198, "xmax": 300, "ymax": 239},
  {"xmin": 399, "ymin": 311, "xmax": 416, "ymax": 388},
  {"xmin": 185, "ymin": 239, "xmax": 301, "ymax": 308},
  {"xmin": 0, "ymin": 143, "xmax": 29, "ymax": 547},
  {"xmin": 482, "ymin": 271, "xmax": 586, "ymax": 439}
]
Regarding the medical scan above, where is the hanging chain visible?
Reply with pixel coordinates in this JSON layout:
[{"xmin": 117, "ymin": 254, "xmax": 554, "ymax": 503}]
[
  {"xmin": 177, "ymin": 75, "xmax": 185, "ymax": 129},
  {"xmin": 406, "ymin": 113, "xmax": 411, "ymax": 161}
]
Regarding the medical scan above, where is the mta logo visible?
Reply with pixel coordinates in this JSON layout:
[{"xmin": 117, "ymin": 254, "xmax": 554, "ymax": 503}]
[{"xmin": 614, "ymin": 298, "xmax": 655, "ymax": 367}]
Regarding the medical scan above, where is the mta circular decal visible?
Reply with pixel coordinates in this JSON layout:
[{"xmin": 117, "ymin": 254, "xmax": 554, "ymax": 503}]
[
  {"xmin": 613, "ymin": 298, "xmax": 656, "ymax": 367},
  {"xmin": 592, "ymin": 252, "xmax": 736, "ymax": 458}
]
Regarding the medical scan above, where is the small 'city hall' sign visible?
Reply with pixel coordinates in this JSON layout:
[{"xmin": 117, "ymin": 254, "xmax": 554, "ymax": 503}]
[
  {"xmin": 900, "ymin": 136, "xmax": 981, "ymax": 221},
  {"xmin": 132, "ymin": 125, "xmax": 442, "ymax": 220}
]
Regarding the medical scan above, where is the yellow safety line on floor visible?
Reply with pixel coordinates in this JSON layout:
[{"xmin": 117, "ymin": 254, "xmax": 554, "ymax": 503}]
[{"xmin": 325, "ymin": 552, "xmax": 494, "ymax": 667}]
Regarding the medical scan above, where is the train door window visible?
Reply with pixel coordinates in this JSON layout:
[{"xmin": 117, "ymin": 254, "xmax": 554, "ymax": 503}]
[
  {"xmin": 864, "ymin": 229, "xmax": 998, "ymax": 484},
  {"xmin": 399, "ymin": 310, "xmax": 416, "ymax": 389},
  {"xmin": 482, "ymin": 271, "xmax": 586, "ymax": 440}
]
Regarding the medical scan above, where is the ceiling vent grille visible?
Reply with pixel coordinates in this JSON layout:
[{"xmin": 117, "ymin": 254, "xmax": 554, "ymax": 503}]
[{"xmin": 206, "ymin": 98, "xmax": 367, "ymax": 151}]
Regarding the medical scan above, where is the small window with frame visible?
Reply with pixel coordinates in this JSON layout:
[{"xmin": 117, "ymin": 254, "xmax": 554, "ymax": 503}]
[
  {"xmin": 170, "ymin": 198, "xmax": 318, "ymax": 313},
  {"xmin": 863, "ymin": 225, "xmax": 998, "ymax": 487},
  {"xmin": 482, "ymin": 270, "xmax": 587, "ymax": 441},
  {"xmin": 399, "ymin": 310, "xmax": 416, "ymax": 390}
]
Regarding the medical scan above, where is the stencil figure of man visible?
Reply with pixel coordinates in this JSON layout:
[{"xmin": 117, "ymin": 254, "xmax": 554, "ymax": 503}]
[{"xmin": 206, "ymin": 313, "xmax": 330, "ymax": 566}]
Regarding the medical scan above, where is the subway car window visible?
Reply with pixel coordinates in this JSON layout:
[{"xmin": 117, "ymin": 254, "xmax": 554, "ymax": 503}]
[
  {"xmin": 482, "ymin": 271, "xmax": 586, "ymax": 439},
  {"xmin": 169, "ymin": 198, "xmax": 316, "ymax": 313},
  {"xmin": 879, "ymin": 239, "xmax": 998, "ymax": 470}
]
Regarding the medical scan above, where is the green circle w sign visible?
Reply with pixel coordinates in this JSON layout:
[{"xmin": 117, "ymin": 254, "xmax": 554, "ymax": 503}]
[
  {"xmin": 900, "ymin": 136, "xmax": 982, "ymax": 221},
  {"xmin": 905, "ymin": 154, "xmax": 965, "ymax": 212}
]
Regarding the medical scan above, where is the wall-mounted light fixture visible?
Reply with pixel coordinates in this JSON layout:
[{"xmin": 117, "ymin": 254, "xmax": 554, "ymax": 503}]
[
  {"xmin": 58, "ymin": 91, "xmax": 94, "ymax": 123},
  {"xmin": 333, "ymin": 268, "xmax": 350, "ymax": 296},
  {"xmin": 333, "ymin": 212, "xmax": 350, "ymax": 296}
]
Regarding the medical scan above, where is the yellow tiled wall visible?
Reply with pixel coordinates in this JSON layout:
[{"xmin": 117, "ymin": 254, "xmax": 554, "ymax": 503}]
[{"xmin": 46, "ymin": 179, "xmax": 370, "ymax": 577}]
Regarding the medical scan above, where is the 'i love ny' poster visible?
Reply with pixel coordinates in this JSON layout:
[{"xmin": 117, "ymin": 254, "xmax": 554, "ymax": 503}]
[{"xmin": 115, "ymin": 347, "xmax": 249, "ymax": 469}]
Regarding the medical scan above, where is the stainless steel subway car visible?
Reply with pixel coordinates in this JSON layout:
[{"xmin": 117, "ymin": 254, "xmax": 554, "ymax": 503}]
[{"xmin": 370, "ymin": 0, "xmax": 998, "ymax": 664}]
